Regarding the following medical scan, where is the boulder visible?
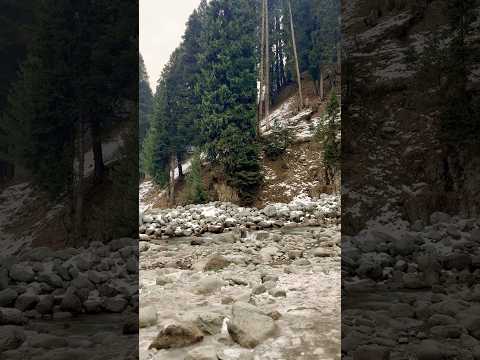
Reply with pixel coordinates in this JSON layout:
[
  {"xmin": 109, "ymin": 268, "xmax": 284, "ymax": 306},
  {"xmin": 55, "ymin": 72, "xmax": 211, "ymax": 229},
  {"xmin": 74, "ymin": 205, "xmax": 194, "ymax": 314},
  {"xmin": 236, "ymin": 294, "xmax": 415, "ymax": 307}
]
[
  {"xmin": 9, "ymin": 264, "xmax": 35, "ymax": 283},
  {"xmin": 194, "ymin": 276, "xmax": 225, "ymax": 295},
  {"xmin": 149, "ymin": 321, "xmax": 204, "ymax": 349},
  {"xmin": 38, "ymin": 272, "xmax": 64, "ymax": 288},
  {"xmin": 36, "ymin": 295, "xmax": 55, "ymax": 314},
  {"xmin": 0, "ymin": 307, "xmax": 27, "ymax": 325},
  {"xmin": 203, "ymin": 254, "xmax": 231, "ymax": 272},
  {"xmin": 139, "ymin": 305, "xmax": 157, "ymax": 328},
  {"xmin": 0, "ymin": 288, "xmax": 18, "ymax": 307},
  {"xmin": 14, "ymin": 291, "xmax": 39, "ymax": 311},
  {"xmin": 60, "ymin": 288, "xmax": 82, "ymax": 313},
  {"xmin": 227, "ymin": 302, "xmax": 276, "ymax": 348},
  {"xmin": 194, "ymin": 311, "xmax": 225, "ymax": 335},
  {"xmin": 103, "ymin": 296, "xmax": 128, "ymax": 313},
  {"xmin": 0, "ymin": 325, "xmax": 26, "ymax": 352}
]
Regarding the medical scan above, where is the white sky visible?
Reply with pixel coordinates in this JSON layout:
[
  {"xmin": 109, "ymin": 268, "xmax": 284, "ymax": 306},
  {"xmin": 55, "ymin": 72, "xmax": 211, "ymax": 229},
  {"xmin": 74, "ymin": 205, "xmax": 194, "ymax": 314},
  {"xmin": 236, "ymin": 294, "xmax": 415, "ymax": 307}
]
[{"xmin": 140, "ymin": 0, "xmax": 202, "ymax": 91}]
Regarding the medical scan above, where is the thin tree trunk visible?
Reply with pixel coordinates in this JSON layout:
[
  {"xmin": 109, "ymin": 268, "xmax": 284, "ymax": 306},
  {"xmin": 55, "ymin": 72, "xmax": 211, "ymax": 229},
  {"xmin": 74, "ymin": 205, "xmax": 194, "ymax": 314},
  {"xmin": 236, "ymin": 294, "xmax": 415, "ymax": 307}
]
[
  {"xmin": 169, "ymin": 153, "xmax": 176, "ymax": 205},
  {"xmin": 91, "ymin": 121, "xmax": 104, "ymax": 182},
  {"xmin": 265, "ymin": 0, "xmax": 270, "ymax": 128},
  {"xmin": 320, "ymin": 68, "xmax": 324, "ymax": 100},
  {"xmin": 73, "ymin": 117, "xmax": 85, "ymax": 247},
  {"xmin": 177, "ymin": 152, "xmax": 183, "ymax": 178},
  {"xmin": 287, "ymin": 0, "xmax": 303, "ymax": 110},
  {"xmin": 258, "ymin": 0, "xmax": 266, "ymax": 136}
]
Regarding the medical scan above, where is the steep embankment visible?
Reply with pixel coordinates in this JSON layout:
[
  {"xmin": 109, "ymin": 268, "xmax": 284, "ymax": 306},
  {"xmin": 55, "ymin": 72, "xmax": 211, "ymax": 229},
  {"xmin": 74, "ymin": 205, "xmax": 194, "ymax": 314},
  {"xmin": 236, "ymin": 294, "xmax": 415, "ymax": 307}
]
[
  {"xmin": 342, "ymin": 0, "xmax": 480, "ymax": 234},
  {"xmin": 0, "ymin": 126, "xmax": 133, "ymax": 254}
]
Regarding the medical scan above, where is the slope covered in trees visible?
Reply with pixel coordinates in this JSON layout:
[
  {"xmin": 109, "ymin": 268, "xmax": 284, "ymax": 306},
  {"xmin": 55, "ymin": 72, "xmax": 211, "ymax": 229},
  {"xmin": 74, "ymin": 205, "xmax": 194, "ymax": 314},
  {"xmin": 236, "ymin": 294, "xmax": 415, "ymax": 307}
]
[
  {"xmin": 142, "ymin": 0, "xmax": 340, "ymax": 205},
  {"xmin": 0, "ymin": 0, "xmax": 138, "ymax": 244}
]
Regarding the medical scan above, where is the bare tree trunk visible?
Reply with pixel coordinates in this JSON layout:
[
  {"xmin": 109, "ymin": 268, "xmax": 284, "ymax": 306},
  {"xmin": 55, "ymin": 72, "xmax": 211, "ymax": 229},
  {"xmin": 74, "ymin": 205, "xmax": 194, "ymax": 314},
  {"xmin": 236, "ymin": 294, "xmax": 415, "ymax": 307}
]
[
  {"xmin": 91, "ymin": 121, "xmax": 104, "ymax": 183},
  {"xmin": 177, "ymin": 152, "xmax": 183, "ymax": 178},
  {"xmin": 320, "ymin": 68, "xmax": 324, "ymax": 100},
  {"xmin": 257, "ymin": 0, "xmax": 266, "ymax": 136},
  {"xmin": 169, "ymin": 153, "xmax": 176, "ymax": 205},
  {"xmin": 336, "ymin": 42, "xmax": 341, "ymax": 95},
  {"xmin": 287, "ymin": 0, "xmax": 303, "ymax": 110},
  {"xmin": 265, "ymin": 0, "xmax": 270, "ymax": 128},
  {"xmin": 73, "ymin": 117, "xmax": 85, "ymax": 247}
]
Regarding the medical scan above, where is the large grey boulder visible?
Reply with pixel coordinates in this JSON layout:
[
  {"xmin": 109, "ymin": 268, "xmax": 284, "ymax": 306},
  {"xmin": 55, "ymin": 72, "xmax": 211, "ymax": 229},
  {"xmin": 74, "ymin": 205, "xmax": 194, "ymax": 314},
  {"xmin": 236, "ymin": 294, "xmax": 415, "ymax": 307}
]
[{"xmin": 227, "ymin": 302, "xmax": 276, "ymax": 348}]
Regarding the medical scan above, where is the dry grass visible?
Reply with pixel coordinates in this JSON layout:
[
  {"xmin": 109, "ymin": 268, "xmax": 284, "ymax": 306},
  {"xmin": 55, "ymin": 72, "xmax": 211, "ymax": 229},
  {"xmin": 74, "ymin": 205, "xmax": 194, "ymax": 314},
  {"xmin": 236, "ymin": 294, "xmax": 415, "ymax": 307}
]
[{"xmin": 213, "ymin": 182, "xmax": 239, "ymax": 203}]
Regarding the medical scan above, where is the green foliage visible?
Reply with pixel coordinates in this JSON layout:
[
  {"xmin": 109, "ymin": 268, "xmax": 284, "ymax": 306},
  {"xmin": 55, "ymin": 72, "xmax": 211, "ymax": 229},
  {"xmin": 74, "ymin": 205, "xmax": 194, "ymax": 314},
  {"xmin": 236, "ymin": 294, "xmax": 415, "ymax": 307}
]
[
  {"xmin": 194, "ymin": 0, "xmax": 262, "ymax": 204},
  {"xmin": 184, "ymin": 153, "xmax": 207, "ymax": 204},
  {"xmin": 440, "ymin": 0, "xmax": 480, "ymax": 146},
  {"xmin": 2, "ymin": 0, "xmax": 138, "ymax": 197},
  {"xmin": 139, "ymin": 53, "xmax": 153, "ymax": 150},
  {"xmin": 262, "ymin": 126, "xmax": 292, "ymax": 160},
  {"xmin": 316, "ymin": 92, "xmax": 340, "ymax": 170}
]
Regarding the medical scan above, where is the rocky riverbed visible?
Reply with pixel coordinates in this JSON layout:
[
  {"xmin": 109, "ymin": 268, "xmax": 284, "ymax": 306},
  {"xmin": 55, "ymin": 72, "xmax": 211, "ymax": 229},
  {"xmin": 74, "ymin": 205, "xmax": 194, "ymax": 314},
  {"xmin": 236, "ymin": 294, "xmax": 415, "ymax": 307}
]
[
  {"xmin": 139, "ymin": 194, "xmax": 339, "ymax": 240},
  {"xmin": 0, "ymin": 238, "xmax": 139, "ymax": 359},
  {"xmin": 139, "ymin": 196, "xmax": 341, "ymax": 360},
  {"xmin": 342, "ymin": 212, "xmax": 480, "ymax": 359}
]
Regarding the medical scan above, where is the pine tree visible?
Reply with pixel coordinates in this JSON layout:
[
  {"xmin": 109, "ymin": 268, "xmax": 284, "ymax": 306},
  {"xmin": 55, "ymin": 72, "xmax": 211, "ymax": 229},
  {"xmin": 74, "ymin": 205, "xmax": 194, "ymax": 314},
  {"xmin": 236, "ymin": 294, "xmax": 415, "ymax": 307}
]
[
  {"xmin": 196, "ymin": 0, "xmax": 262, "ymax": 204},
  {"xmin": 440, "ymin": 0, "xmax": 479, "ymax": 145},
  {"xmin": 139, "ymin": 53, "xmax": 153, "ymax": 150},
  {"xmin": 185, "ymin": 152, "xmax": 207, "ymax": 204}
]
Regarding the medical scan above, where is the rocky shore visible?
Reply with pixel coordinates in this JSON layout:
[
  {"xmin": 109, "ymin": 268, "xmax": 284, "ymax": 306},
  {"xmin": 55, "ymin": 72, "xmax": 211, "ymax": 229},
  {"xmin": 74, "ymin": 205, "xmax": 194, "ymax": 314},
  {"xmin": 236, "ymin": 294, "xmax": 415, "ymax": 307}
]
[
  {"xmin": 139, "ymin": 194, "xmax": 339, "ymax": 240},
  {"xmin": 0, "ymin": 238, "xmax": 139, "ymax": 359},
  {"xmin": 342, "ymin": 213, "xmax": 480, "ymax": 359},
  {"xmin": 139, "ymin": 195, "xmax": 341, "ymax": 360}
]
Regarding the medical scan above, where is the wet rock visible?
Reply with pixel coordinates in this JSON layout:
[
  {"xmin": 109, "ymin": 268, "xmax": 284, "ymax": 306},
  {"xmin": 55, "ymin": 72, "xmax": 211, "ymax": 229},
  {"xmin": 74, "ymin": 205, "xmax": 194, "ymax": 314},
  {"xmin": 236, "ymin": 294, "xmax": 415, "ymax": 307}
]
[
  {"xmin": 103, "ymin": 295, "xmax": 128, "ymax": 313},
  {"xmin": 0, "ymin": 325, "xmax": 26, "ymax": 352},
  {"xmin": 83, "ymin": 297, "xmax": 102, "ymax": 313},
  {"xmin": 60, "ymin": 288, "xmax": 82, "ymax": 313},
  {"xmin": 38, "ymin": 272, "xmax": 64, "ymax": 288},
  {"xmin": 149, "ymin": 321, "xmax": 204, "ymax": 349},
  {"xmin": 14, "ymin": 291, "xmax": 38, "ymax": 311},
  {"xmin": 0, "ymin": 307, "xmax": 27, "ymax": 325},
  {"xmin": 35, "ymin": 295, "xmax": 55, "ymax": 314},
  {"xmin": 9, "ymin": 264, "xmax": 35, "ymax": 283},
  {"xmin": 0, "ymin": 288, "xmax": 18, "ymax": 307},
  {"xmin": 0, "ymin": 268, "xmax": 9, "ymax": 290},
  {"xmin": 227, "ymin": 302, "xmax": 276, "ymax": 348}
]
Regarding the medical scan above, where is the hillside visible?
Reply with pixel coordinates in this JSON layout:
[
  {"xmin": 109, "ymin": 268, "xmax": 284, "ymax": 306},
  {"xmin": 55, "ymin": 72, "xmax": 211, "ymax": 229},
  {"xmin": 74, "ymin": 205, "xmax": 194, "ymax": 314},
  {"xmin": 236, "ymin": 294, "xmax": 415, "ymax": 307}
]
[{"xmin": 140, "ymin": 75, "xmax": 340, "ymax": 211}]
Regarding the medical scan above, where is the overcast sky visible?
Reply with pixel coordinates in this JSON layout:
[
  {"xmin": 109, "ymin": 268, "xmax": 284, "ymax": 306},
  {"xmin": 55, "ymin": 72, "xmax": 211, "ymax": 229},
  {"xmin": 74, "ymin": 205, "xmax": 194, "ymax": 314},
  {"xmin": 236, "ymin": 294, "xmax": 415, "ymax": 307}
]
[{"xmin": 140, "ymin": 0, "xmax": 202, "ymax": 91}]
